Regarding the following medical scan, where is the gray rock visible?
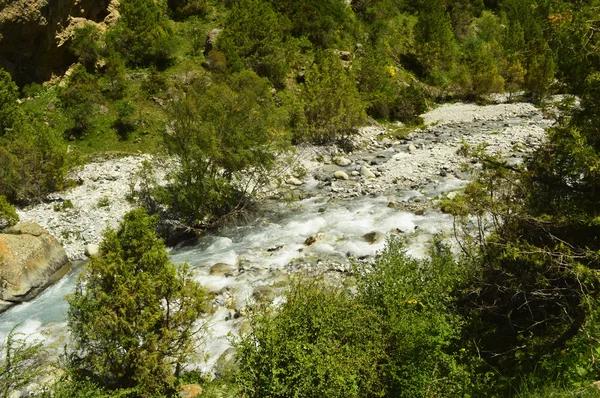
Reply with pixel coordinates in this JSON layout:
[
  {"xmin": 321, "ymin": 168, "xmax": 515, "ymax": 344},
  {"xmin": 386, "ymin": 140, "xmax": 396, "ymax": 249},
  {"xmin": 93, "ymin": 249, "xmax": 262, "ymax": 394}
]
[
  {"xmin": 334, "ymin": 171, "xmax": 349, "ymax": 180},
  {"xmin": 360, "ymin": 165, "xmax": 376, "ymax": 178},
  {"xmin": 84, "ymin": 244, "xmax": 100, "ymax": 257},
  {"xmin": 210, "ymin": 263, "xmax": 237, "ymax": 277},
  {"xmin": 0, "ymin": 223, "xmax": 70, "ymax": 313},
  {"xmin": 304, "ymin": 232, "xmax": 325, "ymax": 246},
  {"xmin": 363, "ymin": 231, "xmax": 385, "ymax": 244},
  {"xmin": 408, "ymin": 144, "xmax": 417, "ymax": 153}
]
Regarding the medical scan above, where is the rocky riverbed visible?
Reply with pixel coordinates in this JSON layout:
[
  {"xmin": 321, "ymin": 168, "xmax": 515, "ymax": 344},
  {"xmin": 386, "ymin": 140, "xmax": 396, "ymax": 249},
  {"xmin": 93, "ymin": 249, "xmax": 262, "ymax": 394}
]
[{"xmin": 5, "ymin": 100, "xmax": 557, "ymax": 382}]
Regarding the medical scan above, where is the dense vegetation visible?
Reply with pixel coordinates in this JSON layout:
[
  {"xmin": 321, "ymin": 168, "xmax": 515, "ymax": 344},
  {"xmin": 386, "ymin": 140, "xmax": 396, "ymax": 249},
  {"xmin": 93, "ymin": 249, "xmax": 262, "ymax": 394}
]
[{"xmin": 2, "ymin": 0, "xmax": 600, "ymax": 396}]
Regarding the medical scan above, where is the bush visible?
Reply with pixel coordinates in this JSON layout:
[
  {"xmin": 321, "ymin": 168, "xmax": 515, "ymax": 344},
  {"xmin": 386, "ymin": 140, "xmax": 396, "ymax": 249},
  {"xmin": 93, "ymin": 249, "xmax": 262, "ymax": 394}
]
[
  {"xmin": 58, "ymin": 65, "xmax": 100, "ymax": 136},
  {"xmin": 0, "ymin": 195, "xmax": 19, "ymax": 229},
  {"xmin": 71, "ymin": 23, "xmax": 103, "ymax": 70},
  {"xmin": 159, "ymin": 70, "xmax": 288, "ymax": 226},
  {"xmin": 0, "ymin": 122, "xmax": 72, "ymax": 205},
  {"xmin": 108, "ymin": 0, "xmax": 176, "ymax": 67},
  {"xmin": 234, "ymin": 280, "xmax": 386, "ymax": 398},
  {"xmin": 67, "ymin": 208, "xmax": 207, "ymax": 396},
  {"xmin": 299, "ymin": 50, "xmax": 366, "ymax": 144},
  {"xmin": 0, "ymin": 68, "xmax": 21, "ymax": 134},
  {"xmin": 0, "ymin": 327, "xmax": 48, "ymax": 398},
  {"xmin": 218, "ymin": 0, "xmax": 291, "ymax": 86},
  {"xmin": 357, "ymin": 238, "xmax": 471, "ymax": 397}
]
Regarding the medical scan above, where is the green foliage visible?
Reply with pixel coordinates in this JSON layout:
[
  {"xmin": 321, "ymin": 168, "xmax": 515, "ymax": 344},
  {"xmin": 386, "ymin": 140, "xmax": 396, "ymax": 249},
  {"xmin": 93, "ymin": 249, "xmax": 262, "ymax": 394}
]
[
  {"xmin": 0, "ymin": 68, "xmax": 21, "ymax": 134},
  {"xmin": 159, "ymin": 70, "xmax": 287, "ymax": 226},
  {"xmin": 168, "ymin": 0, "xmax": 209, "ymax": 20},
  {"xmin": 0, "ymin": 327, "xmax": 48, "ymax": 398},
  {"xmin": 358, "ymin": 238, "xmax": 471, "ymax": 397},
  {"xmin": 109, "ymin": 0, "xmax": 176, "ymax": 67},
  {"xmin": 67, "ymin": 208, "xmax": 206, "ymax": 396},
  {"xmin": 113, "ymin": 99, "xmax": 136, "ymax": 140},
  {"xmin": 458, "ymin": 35, "xmax": 505, "ymax": 98},
  {"xmin": 266, "ymin": 0, "xmax": 350, "ymax": 47},
  {"xmin": 0, "ymin": 195, "xmax": 19, "ymax": 229},
  {"xmin": 299, "ymin": 50, "xmax": 366, "ymax": 144},
  {"xmin": 414, "ymin": 0, "xmax": 458, "ymax": 80},
  {"xmin": 218, "ymin": 0, "xmax": 291, "ymax": 86},
  {"xmin": 354, "ymin": 46, "xmax": 426, "ymax": 121},
  {"xmin": 0, "ymin": 120, "xmax": 72, "ymax": 205},
  {"xmin": 71, "ymin": 24, "xmax": 103, "ymax": 70},
  {"xmin": 58, "ymin": 65, "xmax": 101, "ymax": 136},
  {"xmin": 102, "ymin": 53, "xmax": 128, "ymax": 100},
  {"xmin": 234, "ymin": 279, "xmax": 386, "ymax": 398}
]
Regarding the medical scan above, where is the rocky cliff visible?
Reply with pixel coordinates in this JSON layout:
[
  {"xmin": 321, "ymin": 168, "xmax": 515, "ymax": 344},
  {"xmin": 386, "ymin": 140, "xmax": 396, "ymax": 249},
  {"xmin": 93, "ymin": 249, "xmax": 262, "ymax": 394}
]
[
  {"xmin": 0, "ymin": 222, "xmax": 70, "ymax": 312},
  {"xmin": 0, "ymin": 0, "xmax": 117, "ymax": 85}
]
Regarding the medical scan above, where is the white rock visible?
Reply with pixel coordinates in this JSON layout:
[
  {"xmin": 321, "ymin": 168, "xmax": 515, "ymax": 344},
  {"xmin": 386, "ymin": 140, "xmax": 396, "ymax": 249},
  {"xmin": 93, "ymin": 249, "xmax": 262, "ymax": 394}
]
[
  {"xmin": 84, "ymin": 244, "xmax": 100, "ymax": 257},
  {"xmin": 360, "ymin": 166, "xmax": 376, "ymax": 179},
  {"xmin": 333, "ymin": 171, "xmax": 349, "ymax": 180},
  {"xmin": 334, "ymin": 157, "xmax": 352, "ymax": 166},
  {"xmin": 286, "ymin": 177, "xmax": 303, "ymax": 186},
  {"xmin": 408, "ymin": 144, "xmax": 417, "ymax": 153}
]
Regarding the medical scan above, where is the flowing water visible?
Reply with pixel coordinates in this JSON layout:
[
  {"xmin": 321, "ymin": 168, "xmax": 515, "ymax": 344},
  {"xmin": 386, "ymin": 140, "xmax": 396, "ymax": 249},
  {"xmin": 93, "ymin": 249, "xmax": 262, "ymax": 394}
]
[{"xmin": 0, "ymin": 101, "xmax": 555, "ymax": 373}]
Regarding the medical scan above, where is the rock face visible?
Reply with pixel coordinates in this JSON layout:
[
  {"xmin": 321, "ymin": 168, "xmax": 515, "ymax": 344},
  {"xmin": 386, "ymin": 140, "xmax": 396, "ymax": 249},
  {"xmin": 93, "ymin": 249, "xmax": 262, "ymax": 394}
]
[
  {"xmin": 0, "ymin": 222, "xmax": 70, "ymax": 312},
  {"xmin": 0, "ymin": 0, "xmax": 114, "ymax": 85}
]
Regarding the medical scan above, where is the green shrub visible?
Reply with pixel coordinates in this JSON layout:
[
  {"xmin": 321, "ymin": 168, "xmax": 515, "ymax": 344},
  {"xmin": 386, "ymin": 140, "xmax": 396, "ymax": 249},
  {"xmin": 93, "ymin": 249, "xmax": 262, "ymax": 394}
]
[
  {"xmin": 299, "ymin": 50, "xmax": 366, "ymax": 144},
  {"xmin": 0, "ymin": 122, "xmax": 72, "ymax": 205},
  {"xmin": 113, "ymin": 99, "xmax": 136, "ymax": 140},
  {"xmin": 159, "ymin": 70, "xmax": 288, "ymax": 226},
  {"xmin": 58, "ymin": 65, "xmax": 100, "ymax": 136},
  {"xmin": 108, "ymin": 0, "xmax": 176, "ymax": 67},
  {"xmin": 0, "ymin": 195, "xmax": 19, "ymax": 228},
  {"xmin": 358, "ymin": 238, "xmax": 471, "ymax": 397},
  {"xmin": 0, "ymin": 327, "xmax": 48, "ymax": 398},
  {"xmin": 218, "ymin": 0, "xmax": 291, "ymax": 86},
  {"xmin": 67, "ymin": 208, "xmax": 207, "ymax": 396},
  {"xmin": 71, "ymin": 23, "xmax": 103, "ymax": 70},
  {"xmin": 0, "ymin": 68, "xmax": 22, "ymax": 134},
  {"xmin": 235, "ymin": 279, "xmax": 386, "ymax": 398},
  {"xmin": 53, "ymin": 199, "xmax": 74, "ymax": 212}
]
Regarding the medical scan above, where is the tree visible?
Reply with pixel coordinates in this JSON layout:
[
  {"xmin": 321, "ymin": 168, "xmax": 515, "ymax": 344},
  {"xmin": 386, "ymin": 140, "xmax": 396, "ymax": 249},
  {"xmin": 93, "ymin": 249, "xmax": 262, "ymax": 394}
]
[
  {"xmin": 58, "ymin": 65, "xmax": 100, "ymax": 136},
  {"xmin": 0, "ymin": 121, "xmax": 71, "ymax": 205},
  {"xmin": 218, "ymin": 0, "xmax": 291, "ymax": 86},
  {"xmin": 414, "ymin": 0, "xmax": 458, "ymax": 81},
  {"xmin": 159, "ymin": 70, "xmax": 288, "ymax": 226},
  {"xmin": 447, "ymin": 72, "xmax": 600, "ymax": 383},
  {"xmin": 108, "ymin": 0, "xmax": 175, "ymax": 66},
  {"xmin": 266, "ymin": 0, "xmax": 350, "ymax": 47},
  {"xmin": 71, "ymin": 23, "xmax": 102, "ymax": 71},
  {"xmin": 300, "ymin": 50, "xmax": 366, "ymax": 144},
  {"xmin": 0, "ymin": 68, "xmax": 21, "ymax": 135},
  {"xmin": 67, "ymin": 208, "xmax": 206, "ymax": 396}
]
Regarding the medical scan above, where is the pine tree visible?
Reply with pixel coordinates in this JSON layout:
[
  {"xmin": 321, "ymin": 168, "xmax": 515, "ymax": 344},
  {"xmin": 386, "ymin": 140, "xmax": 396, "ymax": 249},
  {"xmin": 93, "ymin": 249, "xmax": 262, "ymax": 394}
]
[{"xmin": 67, "ymin": 209, "xmax": 206, "ymax": 396}]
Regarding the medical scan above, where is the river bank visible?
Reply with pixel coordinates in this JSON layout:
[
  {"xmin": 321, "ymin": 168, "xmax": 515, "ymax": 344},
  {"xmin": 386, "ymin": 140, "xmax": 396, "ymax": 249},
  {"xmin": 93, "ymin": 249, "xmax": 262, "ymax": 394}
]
[{"xmin": 4, "ymin": 99, "xmax": 559, "ymax": 384}]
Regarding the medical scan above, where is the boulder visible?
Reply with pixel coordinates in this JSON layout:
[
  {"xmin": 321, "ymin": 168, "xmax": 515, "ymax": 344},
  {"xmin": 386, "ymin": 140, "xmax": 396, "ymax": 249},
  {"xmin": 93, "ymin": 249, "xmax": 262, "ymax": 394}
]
[
  {"xmin": 334, "ymin": 156, "xmax": 352, "ymax": 167},
  {"xmin": 0, "ymin": 222, "xmax": 70, "ymax": 313},
  {"xmin": 84, "ymin": 243, "xmax": 100, "ymax": 257},
  {"xmin": 286, "ymin": 177, "xmax": 303, "ymax": 186},
  {"xmin": 360, "ymin": 165, "xmax": 376, "ymax": 179},
  {"xmin": 203, "ymin": 28, "xmax": 222, "ymax": 56},
  {"xmin": 304, "ymin": 232, "xmax": 325, "ymax": 246},
  {"xmin": 333, "ymin": 171, "xmax": 349, "ymax": 180},
  {"xmin": 363, "ymin": 231, "xmax": 385, "ymax": 244},
  {"xmin": 209, "ymin": 263, "xmax": 237, "ymax": 277},
  {"xmin": 179, "ymin": 384, "xmax": 203, "ymax": 398}
]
